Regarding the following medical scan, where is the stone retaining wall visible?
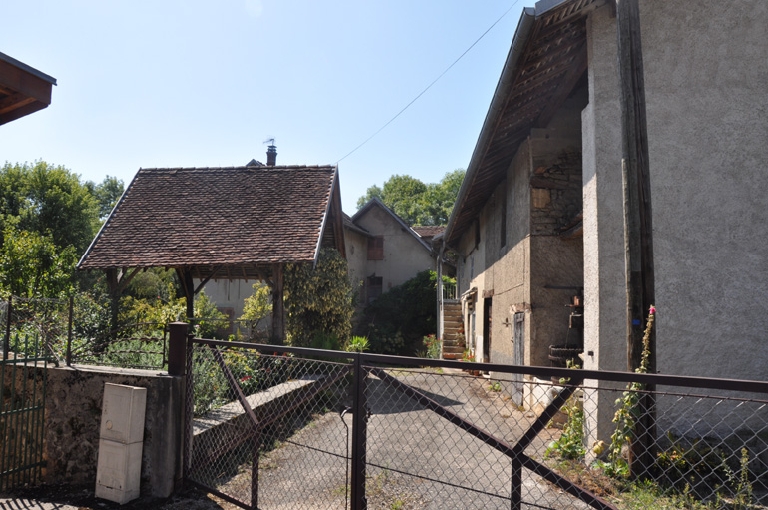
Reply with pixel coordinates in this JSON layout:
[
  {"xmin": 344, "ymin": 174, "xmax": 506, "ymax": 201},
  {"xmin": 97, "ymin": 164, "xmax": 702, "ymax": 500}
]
[{"xmin": 44, "ymin": 365, "xmax": 184, "ymax": 497}]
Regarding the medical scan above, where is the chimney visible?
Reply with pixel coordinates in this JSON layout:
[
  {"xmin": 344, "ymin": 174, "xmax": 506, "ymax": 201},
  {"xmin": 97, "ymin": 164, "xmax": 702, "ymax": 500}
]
[{"xmin": 266, "ymin": 143, "xmax": 277, "ymax": 166}]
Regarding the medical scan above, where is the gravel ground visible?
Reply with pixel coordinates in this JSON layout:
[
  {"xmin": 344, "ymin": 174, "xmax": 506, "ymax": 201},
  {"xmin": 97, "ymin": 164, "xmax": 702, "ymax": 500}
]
[{"xmin": 0, "ymin": 485, "xmax": 236, "ymax": 510}]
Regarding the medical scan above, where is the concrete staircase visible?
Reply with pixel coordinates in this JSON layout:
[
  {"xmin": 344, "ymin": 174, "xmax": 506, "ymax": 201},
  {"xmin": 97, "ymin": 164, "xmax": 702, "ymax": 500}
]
[{"xmin": 441, "ymin": 301, "xmax": 465, "ymax": 360}]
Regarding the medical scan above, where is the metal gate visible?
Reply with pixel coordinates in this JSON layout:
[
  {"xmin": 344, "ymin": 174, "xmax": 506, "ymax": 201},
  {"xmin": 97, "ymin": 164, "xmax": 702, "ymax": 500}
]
[
  {"xmin": 0, "ymin": 298, "xmax": 51, "ymax": 491},
  {"xmin": 181, "ymin": 336, "xmax": 619, "ymax": 510},
  {"xmin": 179, "ymin": 332, "xmax": 768, "ymax": 509}
]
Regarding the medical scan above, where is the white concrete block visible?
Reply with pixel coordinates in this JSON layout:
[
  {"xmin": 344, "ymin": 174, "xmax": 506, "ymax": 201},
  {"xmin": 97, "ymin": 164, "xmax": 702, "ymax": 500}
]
[
  {"xmin": 100, "ymin": 383, "xmax": 147, "ymax": 444},
  {"xmin": 95, "ymin": 439, "xmax": 143, "ymax": 504}
]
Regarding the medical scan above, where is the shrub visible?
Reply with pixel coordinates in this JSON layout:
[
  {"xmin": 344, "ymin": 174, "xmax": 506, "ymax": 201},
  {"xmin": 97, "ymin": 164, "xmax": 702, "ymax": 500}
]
[
  {"xmin": 284, "ymin": 248, "xmax": 354, "ymax": 347},
  {"xmin": 357, "ymin": 270, "xmax": 451, "ymax": 356}
]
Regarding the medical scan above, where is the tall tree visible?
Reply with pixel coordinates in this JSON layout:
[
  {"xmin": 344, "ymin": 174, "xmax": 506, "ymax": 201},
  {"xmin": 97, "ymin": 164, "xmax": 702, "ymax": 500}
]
[
  {"xmin": 87, "ymin": 175, "xmax": 125, "ymax": 220},
  {"xmin": 0, "ymin": 162, "xmax": 99, "ymax": 254},
  {"xmin": 0, "ymin": 161, "xmax": 102, "ymax": 297},
  {"xmin": 356, "ymin": 169, "xmax": 465, "ymax": 226}
]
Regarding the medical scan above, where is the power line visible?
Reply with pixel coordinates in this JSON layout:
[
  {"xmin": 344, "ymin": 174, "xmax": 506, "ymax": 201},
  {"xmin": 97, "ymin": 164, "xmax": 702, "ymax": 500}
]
[{"xmin": 336, "ymin": 2, "xmax": 520, "ymax": 165}]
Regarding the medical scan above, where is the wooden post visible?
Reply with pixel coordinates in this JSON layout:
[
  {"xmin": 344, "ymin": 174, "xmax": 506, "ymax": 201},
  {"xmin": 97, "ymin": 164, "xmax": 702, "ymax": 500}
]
[
  {"xmin": 167, "ymin": 322, "xmax": 188, "ymax": 376},
  {"xmin": 106, "ymin": 268, "xmax": 120, "ymax": 344},
  {"xmin": 271, "ymin": 264, "xmax": 285, "ymax": 343},
  {"xmin": 175, "ymin": 269, "xmax": 195, "ymax": 327},
  {"xmin": 616, "ymin": 0, "xmax": 656, "ymax": 477}
]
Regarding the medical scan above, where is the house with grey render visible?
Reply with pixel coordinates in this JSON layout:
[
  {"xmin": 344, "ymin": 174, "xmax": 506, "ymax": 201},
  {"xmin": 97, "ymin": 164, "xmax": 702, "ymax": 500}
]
[
  {"xmin": 442, "ymin": 0, "xmax": 768, "ymax": 438},
  {"xmin": 345, "ymin": 198, "xmax": 450, "ymax": 306}
]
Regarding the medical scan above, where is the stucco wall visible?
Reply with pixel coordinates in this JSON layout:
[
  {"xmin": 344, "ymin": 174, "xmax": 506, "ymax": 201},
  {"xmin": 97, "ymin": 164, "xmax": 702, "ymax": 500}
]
[
  {"xmin": 581, "ymin": 3, "xmax": 627, "ymax": 447},
  {"xmin": 343, "ymin": 227, "xmax": 369, "ymax": 306},
  {"xmin": 639, "ymin": 0, "xmax": 768, "ymax": 381},
  {"xmin": 583, "ymin": 0, "xmax": 768, "ymax": 443},
  {"xmin": 353, "ymin": 205, "xmax": 435, "ymax": 292},
  {"xmin": 44, "ymin": 365, "xmax": 184, "ymax": 497},
  {"xmin": 583, "ymin": 0, "xmax": 768, "ymax": 380}
]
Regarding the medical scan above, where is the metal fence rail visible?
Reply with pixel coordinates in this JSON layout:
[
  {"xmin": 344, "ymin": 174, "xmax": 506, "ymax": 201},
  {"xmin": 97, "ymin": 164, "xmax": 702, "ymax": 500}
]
[
  {"xmin": 0, "ymin": 305, "xmax": 50, "ymax": 491},
  {"xmin": 179, "ymin": 335, "xmax": 768, "ymax": 510}
]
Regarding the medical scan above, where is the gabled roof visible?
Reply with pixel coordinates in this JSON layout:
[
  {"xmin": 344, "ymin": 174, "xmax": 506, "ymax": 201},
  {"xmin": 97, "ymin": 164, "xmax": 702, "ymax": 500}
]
[
  {"xmin": 78, "ymin": 165, "xmax": 344, "ymax": 279},
  {"xmin": 0, "ymin": 52, "xmax": 56, "ymax": 125},
  {"xmin": 412, "ymin": 226, "xmax": 445, "ymax": 241},
  {"xmin": 343, "ymin": 212, "xmax": 371, "ymax": 237},
  {"xmin": 445, "ymin": 0, "xmax": 604, "ymax": 246},
  {"xmin": 351, "ymin": 197, "xmax": 433, "ymax": 253}
]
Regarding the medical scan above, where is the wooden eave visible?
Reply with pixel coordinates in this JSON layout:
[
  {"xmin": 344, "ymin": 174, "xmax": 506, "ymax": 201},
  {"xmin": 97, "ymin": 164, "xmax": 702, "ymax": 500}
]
[
  {"xmin": 445, "ymin": 0, "xmax": 604, "ymax": 247},
  {"xmin": 0, "ymin": 52, "xmax": 56, "ymax": 126}
]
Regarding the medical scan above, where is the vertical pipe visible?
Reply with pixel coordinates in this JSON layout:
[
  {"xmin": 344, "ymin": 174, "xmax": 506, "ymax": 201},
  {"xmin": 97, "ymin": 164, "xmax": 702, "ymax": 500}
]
[{"xmin": 350, "ymin": 354, "xmax": 367, "ymax": 510}]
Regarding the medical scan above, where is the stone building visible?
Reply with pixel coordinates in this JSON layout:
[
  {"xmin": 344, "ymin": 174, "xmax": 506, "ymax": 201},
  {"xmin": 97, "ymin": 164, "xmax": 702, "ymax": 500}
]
[{"xmin": 443, "ymin": 0, "xmax": 768, "ymax": 437}]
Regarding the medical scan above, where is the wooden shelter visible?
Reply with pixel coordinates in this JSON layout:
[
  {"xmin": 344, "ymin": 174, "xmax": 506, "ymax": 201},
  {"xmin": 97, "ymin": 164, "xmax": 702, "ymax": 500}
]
[
  {"xmin": 0, "ymin": 51, "xmax": 56, "ymax": 125},
  {"xmin": 77, "ymin": 163, "xmax": 346, "ymax": 340}
]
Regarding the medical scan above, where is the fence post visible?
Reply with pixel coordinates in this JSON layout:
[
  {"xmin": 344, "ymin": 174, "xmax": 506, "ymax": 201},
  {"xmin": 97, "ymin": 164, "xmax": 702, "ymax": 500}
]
[
  {"xmin": 168, "ymin": 322, "xmax": 188, "ymax": 376},
  {"xmin": 350, "ymin": 353, "xmax": 368, "ymax": 510},
  {"xmin": 66, "ymin": 295, "xmax": 73, "ymax": 366},
  {"xmin": 3, "ymin": 296, "xmax": 11, "ymax": 361}
]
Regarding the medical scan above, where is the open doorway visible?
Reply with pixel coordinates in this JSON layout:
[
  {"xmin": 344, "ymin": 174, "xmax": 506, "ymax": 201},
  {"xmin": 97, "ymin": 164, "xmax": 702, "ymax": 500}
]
[{"xmin": 482, "ymin": 298, "xmax": 492, "ymax": 363}]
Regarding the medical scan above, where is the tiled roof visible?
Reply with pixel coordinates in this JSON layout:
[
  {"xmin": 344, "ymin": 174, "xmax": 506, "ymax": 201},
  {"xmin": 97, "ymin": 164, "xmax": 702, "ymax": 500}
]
[
  {"xmin": 78, "ymin": 165, "xmax": 338, "ymax": 273},
  {"xmin": 412, "ymin": 226, "xmax": 445, "ymax": 240}
]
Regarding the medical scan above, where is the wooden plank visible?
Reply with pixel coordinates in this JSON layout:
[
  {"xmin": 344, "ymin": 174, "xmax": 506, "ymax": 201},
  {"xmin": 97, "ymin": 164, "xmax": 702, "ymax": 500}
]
[
  {"xmin": 616, "ymin": 0, "xmax": 656, "ymax": 478},
  {"xmin": 0, "ymin": 59, "xmax": 52, "ymax": 104},
  {"xmin": 0, "ymin": 93, "xmax": 35, "ymax": 115}
]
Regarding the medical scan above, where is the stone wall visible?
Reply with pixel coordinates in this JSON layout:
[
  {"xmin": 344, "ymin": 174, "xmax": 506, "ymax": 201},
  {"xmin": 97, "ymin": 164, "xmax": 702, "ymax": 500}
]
[
  {"xmin": 44, "ymin": 365, "xmax": 184, "ymax": 497},
  {"xmin": 530, "ymin": 149, "xmax": 582, "ymax": 236}
]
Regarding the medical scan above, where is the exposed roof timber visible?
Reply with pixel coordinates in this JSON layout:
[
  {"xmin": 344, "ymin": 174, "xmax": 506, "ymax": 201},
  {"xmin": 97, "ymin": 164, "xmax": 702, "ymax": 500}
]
[{"xmin": 445, "ymin": 0, "xmax": 604, "ymax": 247}]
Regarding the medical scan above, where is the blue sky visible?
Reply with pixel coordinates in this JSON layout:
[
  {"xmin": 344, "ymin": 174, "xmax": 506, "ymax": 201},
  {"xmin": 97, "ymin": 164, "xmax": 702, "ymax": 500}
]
[{"xmin": 2, "ymin": 0, "xmax": 523, "ymax": 214}]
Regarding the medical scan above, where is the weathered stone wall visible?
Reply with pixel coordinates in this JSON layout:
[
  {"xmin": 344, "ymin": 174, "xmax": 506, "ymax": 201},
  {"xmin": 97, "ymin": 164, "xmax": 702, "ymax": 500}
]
[
  {"xmin": 44, "ymin": 365, "xmax": 183, "ymax": 497},
  {"xmin": 530, "ymin": 148, "xmax": 582, "ymax": 236}
]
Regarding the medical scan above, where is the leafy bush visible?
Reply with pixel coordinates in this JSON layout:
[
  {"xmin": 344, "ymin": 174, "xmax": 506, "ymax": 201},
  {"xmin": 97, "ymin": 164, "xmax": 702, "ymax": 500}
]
[
  {"xmin": 240, "ymin": 281, "xmax": 272, "ymax": 341},
  {"xmin": 357, "ymin": 270, "xmax": 450, "ymax": 356},
  {"xmin": 284, "ymin": 248, "xmax": 354, "ymax": 347}
]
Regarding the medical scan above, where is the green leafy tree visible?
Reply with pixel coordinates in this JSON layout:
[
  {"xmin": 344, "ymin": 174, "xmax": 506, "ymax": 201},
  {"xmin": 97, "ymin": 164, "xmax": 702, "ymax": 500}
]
[
  {"xmin": 0, "ymin": 161, "xmax": 100, "ymax": 254},
  {"xmin": 0, "ymin": 226, "xmax": 77, "ymax": 297},
  {"xmin": 87, "ymin": 175, "xmax": 125, "ymax": 220},
  {"xmin": 356, "ymin": 170, "xmax": 465, "ymax": 226},
  {"xmin": 283, "ymin": 248, "xmax": 354, "ymax": 347}
]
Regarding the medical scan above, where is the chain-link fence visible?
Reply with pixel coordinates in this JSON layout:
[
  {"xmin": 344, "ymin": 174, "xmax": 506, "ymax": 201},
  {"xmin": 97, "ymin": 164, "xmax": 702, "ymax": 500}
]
[{"xmin": 183, "ymin": 340, "xmax": 768, "ymax": 510}]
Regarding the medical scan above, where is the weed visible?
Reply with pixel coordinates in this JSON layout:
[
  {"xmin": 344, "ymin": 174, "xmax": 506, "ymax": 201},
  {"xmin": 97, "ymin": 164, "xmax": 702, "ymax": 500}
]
[{"xmin": 545, "ymin": 395, "xmax": 585, "ymax": 460}]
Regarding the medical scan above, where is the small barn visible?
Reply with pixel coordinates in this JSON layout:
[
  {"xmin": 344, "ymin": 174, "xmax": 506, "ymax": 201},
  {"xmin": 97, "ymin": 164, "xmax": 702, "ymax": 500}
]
[{"xmin": 77, "ymin": 161, "xmax": 345, "ymax": 341}]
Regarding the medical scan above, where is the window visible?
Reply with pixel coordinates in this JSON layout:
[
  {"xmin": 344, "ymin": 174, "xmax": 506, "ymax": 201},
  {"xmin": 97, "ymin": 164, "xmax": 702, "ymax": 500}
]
[
  {"xmin": 367, "ymin": 236, "xmax": 384, "ymax": 260},
  {"xmin": 367, "ymin": 276, "xmax": 383, "ymax": 303}
]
